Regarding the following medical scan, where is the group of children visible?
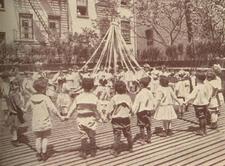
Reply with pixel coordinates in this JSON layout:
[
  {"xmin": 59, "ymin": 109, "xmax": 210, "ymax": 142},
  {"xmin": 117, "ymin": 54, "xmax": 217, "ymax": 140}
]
[{"xmin": 0, "ymin": 64, "xmax": 224, "ymax": 161}]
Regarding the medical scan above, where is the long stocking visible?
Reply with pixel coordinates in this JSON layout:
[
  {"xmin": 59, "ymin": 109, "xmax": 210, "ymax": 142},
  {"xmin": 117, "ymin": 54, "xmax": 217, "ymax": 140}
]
[
  {"xmin": 35, "ymin": 138, "xmax": 42, "ymax": 153},
  {"xmin": 42, "ymin": 138, "xmax": 48, "ymax": 153}
]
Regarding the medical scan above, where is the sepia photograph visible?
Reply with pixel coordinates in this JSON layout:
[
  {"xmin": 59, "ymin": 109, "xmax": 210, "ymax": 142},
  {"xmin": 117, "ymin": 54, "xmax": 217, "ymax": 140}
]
[{"xmin": 1, "ymin": 0, "xmax": 225, "ymax": 165}]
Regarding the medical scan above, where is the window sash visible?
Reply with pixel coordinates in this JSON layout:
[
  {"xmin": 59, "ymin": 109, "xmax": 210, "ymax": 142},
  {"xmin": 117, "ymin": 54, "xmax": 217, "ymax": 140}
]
[
  {"xmin": 0, "ymin": 0, "xmax": 4, "ymax": 8},
  {"xmin": 0, "ymin": 32, "xmax": 5, "ymax": 43},
  {"xmin": 19, "ymin": 13, "xmax": 33, "ymax": 39},
  {"xmin": 77, "ymin": 0, "xmax": 87, "ymax": 7},
  {"xmin": 121, "ymin": 21, "xmax": 131, "ymax": 43}
]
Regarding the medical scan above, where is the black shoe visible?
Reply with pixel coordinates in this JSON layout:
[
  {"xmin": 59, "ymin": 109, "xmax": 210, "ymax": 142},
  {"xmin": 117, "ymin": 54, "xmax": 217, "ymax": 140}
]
[
  {"xmin": 41, "ymin": 153, "xmax": 48, "ymax": 161},
  {"xmin": 158, "ymin": 131, "xmax": 167, "ymax": 137},
  {"xmin": 90, "ymin": 150, "xmax": 97, "ymax": 157},
  {"xmin": 146, "ymin": 139, "xmax": 151, "ymax": 144},
  {"xmin": 110, "ymin": 149, "xmax": 119, "ymax": 157},
  {"xmin": 210, "ymin": 123, "xmax": 218, "ymax": 129},
  {"xmin": 194, "ymin": 130, "xmax": 205, "ymax": 136},
  {"xmin": 36, "ymin": 153, "xmax": 42, "ymax": 161},
  {"xmin": 11, "ymin": 140, "xmax": 20, "ymax": 147},
  {"xmin": 79, "ymin": 151, "xmax": 87, "ymax": 159},
  {"xmin": 167, "ymin": 129, "xmax": 174, "ymax": 136}
]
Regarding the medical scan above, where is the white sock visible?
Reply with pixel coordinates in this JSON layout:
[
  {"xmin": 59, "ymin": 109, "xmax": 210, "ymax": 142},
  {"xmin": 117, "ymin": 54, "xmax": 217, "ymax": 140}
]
[
  {"xmin": 35, "ymin": 138, "xmax": 42, "ymax": 153},
  {"xmin": 11, "ymin": 128, "xmax": 18, "ymax": 141},
  {"xmin": 42, "ymin": 138, "xmax": 48, "ymax": 153},
  {"xmin": 211, "ymin": 113, "xmax": 218, "ymax": 123}
]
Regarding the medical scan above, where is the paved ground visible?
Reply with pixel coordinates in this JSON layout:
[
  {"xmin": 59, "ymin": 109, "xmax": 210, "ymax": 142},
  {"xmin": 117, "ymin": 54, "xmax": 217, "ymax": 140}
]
[{"xmin": 1, "ymin": 106, "xmax": 225, "ymax": 166}]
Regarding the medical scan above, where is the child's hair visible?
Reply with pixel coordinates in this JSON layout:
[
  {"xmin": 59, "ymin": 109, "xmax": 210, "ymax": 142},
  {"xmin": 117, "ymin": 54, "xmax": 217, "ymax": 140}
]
[
  {"xmin": 206, "ymin": 70, "xmax": 216, "ymax": 81},
  {"xmin": 1, "ymin": 71, "xmax": 9, "ymax": 80},
  {"xmin": 33, "ymin": 78, "xmax": 48, "ymax": 94},
  {"xmin": 11, "ymin": 78, "xmax": 20, "ymax": 90},
  {"xmin": 82, "ymin": 78, "xmax": 94, "ymax": 92},
  {"xmin": 159, "ymin": 75, "xmax": 169, "ymax": 87},
  {"xmin": 99, "ymin": 79, "xmax": 108, "ymax": 86},
  {"xmin": 140, "ymin": 77, "xmax": 151, "ymax": 88},
  {"xmin": 196, "ymin": 71, "xmax": 206, "ymax": 82},
  {"xmin": 114, "ymin": 80, "xmax": 127, "ymax": 94}
]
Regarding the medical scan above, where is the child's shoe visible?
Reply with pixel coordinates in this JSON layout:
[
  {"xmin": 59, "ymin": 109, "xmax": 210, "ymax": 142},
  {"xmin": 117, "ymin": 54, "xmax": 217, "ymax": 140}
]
[
  {"xmin": 166, "ymin": 129, "xmax": 174, "ymax": 136},
  {"xmin": 158, "ymin": 131, "xmax": 167, "ymax": 137},
  {"xmin": 11, "ymin": 140, "xmax": 20, "ymax": 147},
  {"xmin": 79, "ymin": 151, "xmax": 87, "ymax": 159},
  {"xmin": 41, "ymin": 153, "xmax": 48, "ymax": 161},
  {"xmin": 210, "ymin": 122, "xmax": 218, "ymax": 129},
  {"xmin": 36, "ymin": 153, "xmax": 42, "ymax": 161},
  {"xmin": 90, "ymin": 149, "xmax": 97, "ymax": 157},
  {"xmin": 110, "ymin": 149, "xmax": 119, "ymax": 157},
  {"xmin": 194, "ymin": 130, "xmax": 205, "ymax": 136}
]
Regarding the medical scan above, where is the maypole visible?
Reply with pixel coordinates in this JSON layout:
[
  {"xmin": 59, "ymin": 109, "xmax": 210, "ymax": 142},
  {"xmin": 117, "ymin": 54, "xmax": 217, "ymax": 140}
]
[{"xmin": 80, "ymin": 21, "xmax": 143, "ymax": 77}]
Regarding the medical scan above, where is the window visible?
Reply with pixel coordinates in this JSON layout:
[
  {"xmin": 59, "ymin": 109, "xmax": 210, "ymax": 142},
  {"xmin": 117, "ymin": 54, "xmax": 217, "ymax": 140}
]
[
  {"xmin": 145, "ymin": 29, "xmax": 154, "ymax": 46},
  {"xmin": 121, "ymin": 20, "xmax": 131, "ymax": 44},
  {"xmin": 48, "ymin": 16, "xmax": 61, "ymax": 36},
  {"xmin": 99, "ymin": 17, "xmax": 110, "ymax": 38},
  {"xmin": 0, "ymin": 0, "xmax": 4, "ymax": 10},
  {"xmin": 77, "ymin": 0, "xmax": 88, "ymax": 17},
  {"xmin": 0, "ymin": 32, "xmax": 5, "ymax": 43},
  {"xmin": 121, "ymin": 0, "xmax": 129, "ymax": 6},
  {"xmin": 19, "ymin": 13, "xmax": 33, "ymax": 40}
]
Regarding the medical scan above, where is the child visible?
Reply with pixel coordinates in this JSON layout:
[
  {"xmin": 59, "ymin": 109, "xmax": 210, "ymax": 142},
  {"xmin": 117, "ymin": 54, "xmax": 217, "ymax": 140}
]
[
  {"xmin": 66, "ymin": 78, "xmax": 101, "ymax": 159},
  {"xmin": 7, "ymin": 78, "xmax": 25, "ymax": 147},
  {"xmin": 107, "ymin": 81, "xmax": 133, "ymax": 157},
  {"xmin": 133, "ymin": 77, "xmax": 154, "ymax": 144},
  {"xmin": 0, "ymin": 72, "xmax": 11, "ymax": 125},
  {"xmin": 205, "ymin": 70, "xmax": 220, "ymax": 129},
  {"xmin": 184, "ymin": 72, "xmax": 211, "ymax": 136},
  {"xmin": 25, "ymin": 79, "xmax": 63, "ymax": 161},
  {"xmin": 94, "ymin": 79, "xmax": 111, "ymax": 122},
  {"xmin": 56, "ymin": 84, "xmax": 72, "ymax": 116},
  {"xmin": 154, "ymin": 75, "xmax": 181, "ymax": 137}
]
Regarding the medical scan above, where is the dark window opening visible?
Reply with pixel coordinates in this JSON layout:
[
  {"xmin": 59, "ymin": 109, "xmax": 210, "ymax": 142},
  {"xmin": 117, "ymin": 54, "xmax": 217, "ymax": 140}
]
[
  {"xmin": 145, "ymin": 29, "xmax": 154, "ymax": 46},
  {"xmin": 19, "ymin": 13, "xmax": 33, "ymax": 40},
  {"xmin": 77, "ymin": 0, "xmax": 88, "ymax": 16},
  {"xmin": 121, "ymin": 20, "xmax": 131, "ymax": 44},
  {"xmin": 0, "ymin": 32, "xmax": 6, "ymax": 43},
  {"xmin": 0, "ymin": 0, "xmax": 4, "ymax": 9},
  {"xmin": 121, "ymin": 0, "xmax": 129, "ymax": 6}
]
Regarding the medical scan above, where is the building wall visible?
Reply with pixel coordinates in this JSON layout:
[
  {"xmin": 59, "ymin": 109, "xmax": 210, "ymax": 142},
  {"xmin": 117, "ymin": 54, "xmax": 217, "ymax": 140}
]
[
  {"xmin": 0, "ymin": 0, "xmax": 69, "ymax": 44},
  {"xmin": 135, "ymin": 1, "xmax": 189, "ymax": 60},
  {"xmin": 0, "ymin": 0, "xmax": 136, "ymax": 54},
  {"xmin": 0, "ymin": 0, "xmax": 18, "ymax": 43}
]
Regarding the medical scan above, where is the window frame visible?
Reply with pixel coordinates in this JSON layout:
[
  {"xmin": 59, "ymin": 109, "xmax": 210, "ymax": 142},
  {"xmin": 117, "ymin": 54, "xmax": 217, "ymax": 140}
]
[
  {"xmin": 121, "ymin": 20, "xmax": 131, "ymax": 44},
  {"xmin": 48, "ymin": 15, "xmax": 61, "ymax": 37},
  {"xmin": 145, "ymin": 29, "xmax": 154, "ymax": 46},
  {"xmin": 0, "ymin": 32, "xmax": 6, "ymax": 43},
  {"xmin": 19, "ymin": 13, "xmax": 33, "ymax": 40},
  {"xmin": 77, "ymin": 0, "xmax": 88, "ymax": 18},
  {"xmin": 0, "ymin": 0, "xmax": 5, "ymax": 11},
  {"xmin": 121, "ymin": 0, "xmax": 129, "ymax": 7}
]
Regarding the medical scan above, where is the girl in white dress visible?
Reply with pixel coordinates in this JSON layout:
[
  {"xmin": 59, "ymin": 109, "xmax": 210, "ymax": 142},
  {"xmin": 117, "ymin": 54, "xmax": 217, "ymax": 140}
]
[{"xmin": 154, "ymin": 76, "xmax": 181, "ymax": 137}]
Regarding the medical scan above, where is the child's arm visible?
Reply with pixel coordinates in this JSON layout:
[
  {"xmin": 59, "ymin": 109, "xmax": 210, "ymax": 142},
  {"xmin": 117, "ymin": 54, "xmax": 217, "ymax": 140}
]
[
  {"xmin": 24, "ymin": 100, "xmax": 31, "ymax": 113},
  {"xmin": 132, "ymin": 94, "xmax": 140, "ymax": 114},
  {"xmin": 46, "ymin": 97, "xmax": 64, "ymax": 120},
  {"xmin": 66, "ymin": 98, "xmax": 77, "ymax": 119},
  {"xmin": 184, "ymin": 88, "xmax": 198, "ymax": 105},
  {"xmin": 170, "ymin": 88, "xmax": 182, "ymax": 105}
]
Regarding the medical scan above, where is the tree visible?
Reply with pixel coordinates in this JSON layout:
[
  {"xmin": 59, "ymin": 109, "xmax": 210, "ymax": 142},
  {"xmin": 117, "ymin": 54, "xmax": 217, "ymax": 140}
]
[
  {"xmin": 134, "ymin": 0, "xmax": 186, "ymax": 47},
  {"xmin": 191, "ymin": 0, "xmax": 225, "ymax": 45}
]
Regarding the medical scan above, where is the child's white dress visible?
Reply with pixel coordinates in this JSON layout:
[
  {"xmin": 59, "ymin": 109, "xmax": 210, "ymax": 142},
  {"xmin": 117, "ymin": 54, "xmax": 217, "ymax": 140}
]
[{"xmin": 154, "ymin": 87, "xmax": 177, "ymax": 120}]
